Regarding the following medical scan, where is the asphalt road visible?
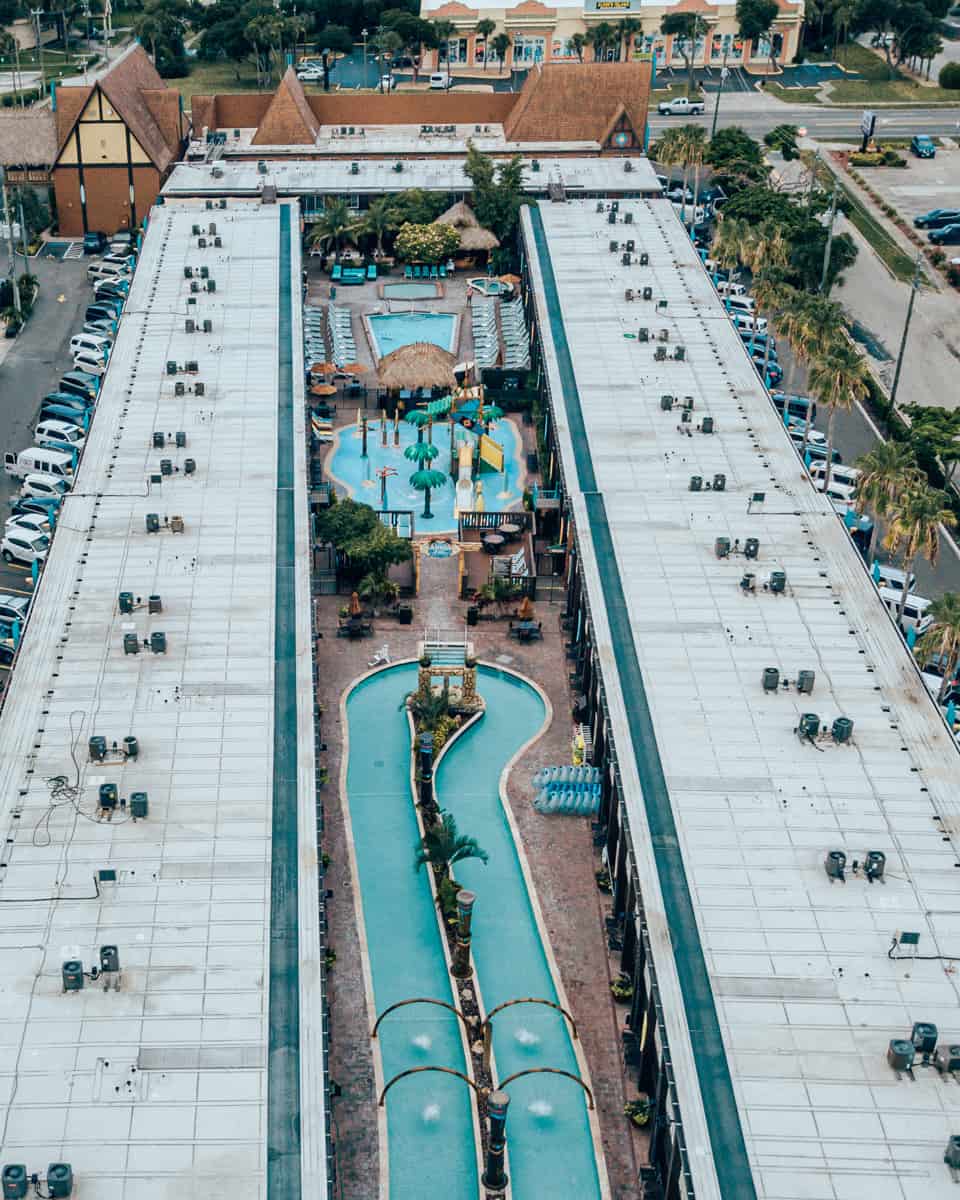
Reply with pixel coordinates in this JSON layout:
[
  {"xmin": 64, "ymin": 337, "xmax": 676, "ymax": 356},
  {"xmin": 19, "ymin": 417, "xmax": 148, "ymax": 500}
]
[
  {"xmin": 649, "ymin": 93, "xmax": 960, "ymax": 140},
  {"xmin": 0, "ymin": 248, "xmax": 90, "ymax": 595}
]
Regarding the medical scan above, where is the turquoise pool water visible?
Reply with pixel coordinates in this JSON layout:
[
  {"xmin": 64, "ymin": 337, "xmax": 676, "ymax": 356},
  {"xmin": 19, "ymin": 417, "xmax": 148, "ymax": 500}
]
[
  {"xmin": 343, "ymin": 664, "xmax": 603, "ymax": 1198},
  {"xmin": 383, "ymin": 282, "xmax": 440, "ymax": 300},
  {"xmin": 328, "ymin": 417, "xmax": 523, "ymax": 534},
  {"xmin": 368, "ymin": 311, "xmax": 457, "ymax": 358}
]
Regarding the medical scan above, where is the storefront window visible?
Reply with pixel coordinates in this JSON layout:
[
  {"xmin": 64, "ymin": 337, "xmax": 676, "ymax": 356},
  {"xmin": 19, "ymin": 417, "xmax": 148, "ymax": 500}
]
[
  {"xmin": 753, "ymin": 31, "xmax": 783, "ymax": 58},
  {"xmin": 642, "ymin": 34, "xmax": 666, "ymax": 65},
  {"xmin": 475, "ymin": 36, "xmax": 486, "ymax": 62},
  {"xmin": 446, "ymin": 37, "xmax": 468, "ymax": 64},
  {"xmin": 513, "ymin": 34, "xmax": 545, "ymax": 63},
  {"xmin": 552, "ymin": 40, "xmax": 578, "ymax": 59}
]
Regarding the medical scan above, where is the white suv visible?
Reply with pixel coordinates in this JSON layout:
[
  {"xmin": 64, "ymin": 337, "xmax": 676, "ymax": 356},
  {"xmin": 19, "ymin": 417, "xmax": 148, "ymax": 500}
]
[{"xmin": 1, "ymin": 529, "xmax": 49, "ymax": 566}]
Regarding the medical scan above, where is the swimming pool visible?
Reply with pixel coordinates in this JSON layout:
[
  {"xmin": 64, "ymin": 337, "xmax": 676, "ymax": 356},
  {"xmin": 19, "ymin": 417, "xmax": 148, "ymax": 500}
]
[
  {"xmin": 382, "ymin": 282, "xmax": 441, "ymax": 300},
  {"xmin": 368, "ymin": 311, "xmax": 458, "ymax": 359},
  {"xmin": 469, "ymin": 277, "xmax": 513, "ymax": 297},
  {"xmin": 343, "ymin": 664, "xmax": 605, "ymax": 1198}
]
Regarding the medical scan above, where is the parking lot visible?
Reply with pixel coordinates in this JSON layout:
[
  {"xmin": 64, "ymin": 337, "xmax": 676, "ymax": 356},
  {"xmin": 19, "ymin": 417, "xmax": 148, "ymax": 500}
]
[
  {"xmin": 855, "ymin": 139, "xmax": 960, "ymax": 226},
  {"xmin": 0, "ymin": 251, "xmax": 91, "ymax": 600}
]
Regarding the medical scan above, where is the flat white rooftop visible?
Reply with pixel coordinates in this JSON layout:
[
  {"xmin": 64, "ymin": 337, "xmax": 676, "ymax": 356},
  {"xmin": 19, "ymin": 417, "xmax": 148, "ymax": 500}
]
[
  {"xmin": 165, "ymin": 154, "xmax": 662, "ymax": 200},
  {"xmin": 525, "ymin": 199, "xmax": 960, "ymax": 1200},
  {"xmin": 0, "ymin": 201, "xmax": 325, "ymax": 1200}
]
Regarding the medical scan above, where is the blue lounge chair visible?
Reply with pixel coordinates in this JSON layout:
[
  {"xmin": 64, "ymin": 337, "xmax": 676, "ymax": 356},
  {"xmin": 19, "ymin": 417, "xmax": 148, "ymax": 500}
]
[
  {"xmin": 331, "ymin": 264, "xmax": 342, "ymax": 281},
  {"xmin": 439, "ymin": 265, "xmax": 447, "ymax": 279},
  {"xmin": 413, "ymin": 265, "xmax": 422, "ymax": 279},
  {"xmin": 404, "ymin": 264, "xmax": 413, "ymax": 279},
  {"xmin": 367, "ymin": 263, "xmax": 377, "ymax": 280},
  {"xmin": 430, "ymin": 265, "xmax": 439, "ymax": 279}
]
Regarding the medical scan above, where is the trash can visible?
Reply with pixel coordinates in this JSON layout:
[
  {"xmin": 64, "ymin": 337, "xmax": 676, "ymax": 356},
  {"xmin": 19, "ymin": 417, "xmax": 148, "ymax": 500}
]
[{"xmin": 466, "ymin": 605, "xmax": 479, "ymax": 627}]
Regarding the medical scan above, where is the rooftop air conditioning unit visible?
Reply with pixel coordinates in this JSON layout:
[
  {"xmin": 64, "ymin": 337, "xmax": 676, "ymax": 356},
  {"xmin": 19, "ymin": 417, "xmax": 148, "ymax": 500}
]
[
  {"xmin": 212, "ymin": 166, "xmax": 223, "ymax": 179},
  {"xmin": 624, "ymin": 211, "xmax": 634, "ymax": 224},
  {"xmin": 350, "ymin": 162, "xmax": 359, "ymax": 175},
  {"xmin": 394, "ymin": 162, "xmax": 403, "ymax": 173},
  {"xmin": 257, "ymin": 160, "xmax": 267, "ymax": 174},
  {"xmin": 640, "ymin": 252, "xmax": 649, "ymax": 266},
  {"xmin": 608, "ymin": 212, "xmax": 616, "ymax": 225},
  {"xmin": 198, "ymin": 236, "xmax": 207, "ymax": 248},
  {"xmin": 654, "ymin": 345, "xmax": 666, "ymax": 361},
  {"xmin": 532, "ymin": 160, "xmax": 540, "ymax": 173},
  {"xmin": 609, "ymin": 240, "xmax": 618, "ymax": 253},
  {"xmin": 219, "ymin": 198, "xmax": 227, "ymax": 210}
]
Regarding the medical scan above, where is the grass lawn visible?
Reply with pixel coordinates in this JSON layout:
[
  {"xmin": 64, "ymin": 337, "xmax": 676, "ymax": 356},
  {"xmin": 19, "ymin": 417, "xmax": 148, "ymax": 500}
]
[
  {"xmin": 767, "ymin": 82, "xmax": 822, "ymax": 103},
  {"xmin": 829, "ymin": 76, "xmax": 960, "ymax": 103},
  {"xmin": 163, "ymin": 60, "xmax": 264, "ymax": 103},
  {"xmin": 650, "ymin": 80, "xmax": 692, "ymax": 99}
]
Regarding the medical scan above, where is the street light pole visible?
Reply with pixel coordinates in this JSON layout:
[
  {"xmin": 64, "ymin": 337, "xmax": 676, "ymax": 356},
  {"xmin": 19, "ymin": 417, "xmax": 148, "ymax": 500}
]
[
  {"xmin": 889, "ymin": 252, "xmax": 923, "ymax": 410},
  {"xmin": 31, "ymin": 8, "xmax": 45, "ymax": 92},
  {"xmin": 1, "ymin": 167, "xmax": 22, "ymax": 318},
  {"xmin": 710, "ymin": 52, "xmax": 728, "ymax": 140},
  {"xmin": 361, "ymin": 28, "xmax": 368, "ymax": 84},
  {"xmin": 819, "ymin": 181, "xmax": 838, "ymax": 295}
]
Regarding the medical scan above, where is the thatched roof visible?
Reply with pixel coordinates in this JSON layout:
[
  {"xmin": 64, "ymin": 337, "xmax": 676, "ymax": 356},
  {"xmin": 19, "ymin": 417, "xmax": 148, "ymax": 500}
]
[
  {"xmin": 0, "ymin": 109, "xmax": 56, "ymax": 167},
  {"xmin": 377, "ymin": 342, "xmax": 458, "ymax": 391},
  {"xmin": 434, "ymin": 200, "xmax": 500, "ymax": 252}
]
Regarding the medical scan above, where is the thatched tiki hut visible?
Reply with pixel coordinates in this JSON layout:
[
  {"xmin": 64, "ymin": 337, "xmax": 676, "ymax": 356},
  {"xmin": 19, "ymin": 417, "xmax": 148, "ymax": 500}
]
[
  {"xmin": 433, "ymin": 201, "xmax": 500, "ymax": 264},
  {"xmin": 377, "ymin": 342, "xmax": 459, "ymax": 395}
]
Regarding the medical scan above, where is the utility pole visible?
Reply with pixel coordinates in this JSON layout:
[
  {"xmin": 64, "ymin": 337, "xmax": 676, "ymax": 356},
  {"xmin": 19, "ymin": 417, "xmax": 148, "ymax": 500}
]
[
  {"xmin": 103, "ymin": 0, "xmax": 112, "ymax": 63},
  {"xmin": 710, "ymin": 51, "xmax": 728, "ymax": 140},
  {"xmin": 1, "ymin": 167, "xmax": 22, "ymax": 318},
  {"xmin": 807, "ymin": 149, "xmax": 820, "ymax": 208},
  {"xmin": 31, "ymin": 8, "xmax": 45, "ymax": 92},
  {"xmin": 819, "ymin": 181, "xmax": 838, "ymax": 294},
  {"xmin": 889, "ymin": 252, "xmax": 923, "ymax": 410}
]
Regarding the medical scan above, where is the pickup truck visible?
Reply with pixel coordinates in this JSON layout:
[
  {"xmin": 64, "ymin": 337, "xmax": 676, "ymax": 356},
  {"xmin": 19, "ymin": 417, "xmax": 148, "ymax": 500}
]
[{"xmin": 657, "ymin": 96, "xmax": 705, "ymax": 116}]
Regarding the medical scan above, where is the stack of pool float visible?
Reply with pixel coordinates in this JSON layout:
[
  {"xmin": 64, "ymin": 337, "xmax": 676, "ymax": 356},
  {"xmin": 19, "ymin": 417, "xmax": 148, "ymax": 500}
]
[
  {"xmin": 328, "ymin": 303, "xmax": 356, "ymax": 366},
  {"xmin": 532, "ymin": 765, "xmax": 602, "ymax": 815},
  {"xmin": 501, "ymin": 298, "xmax": 531, "ymax": 370},
  {"xmin": 471, "ymin": 298, "xmax": 498, "ymax": 368}
]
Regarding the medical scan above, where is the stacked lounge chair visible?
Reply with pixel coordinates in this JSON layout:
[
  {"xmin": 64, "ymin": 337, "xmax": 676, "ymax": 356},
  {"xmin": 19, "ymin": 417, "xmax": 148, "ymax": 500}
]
[
  {"xmin": 304, "ymin": 303, "xmax": 327, "ymax": 364},
  {"xmin": 471, "ymin": 297, "xmax": 499, "ymax": 368},
  {"xmin": 500, "ymin": 298, "xmax": 530, "ymax": 370},
  {"xmin": 328, "ymin": 303, "xmax": 356, "ymax": 366}
]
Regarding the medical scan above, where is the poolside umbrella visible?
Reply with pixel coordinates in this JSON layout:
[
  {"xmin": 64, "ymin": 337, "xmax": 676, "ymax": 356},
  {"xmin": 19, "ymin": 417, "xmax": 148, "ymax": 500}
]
[
  {"xmin": 350, "ymin": 591, "xmax": 361, "ymax": 616},
  {"xmin": 434, "ymin": 201, "xmax": 500, "ymax": 253},
  {"xmin": 499, "ymin": 274, "xmax": 521, "ymax": 287},
  {"xmin": 310, "ymin": 361, "xmax": 337, "ymax": 375},
  {"xmin": 518, "ymin": 595, "xmax": 533, "ymax": 620},
  {"xmin": 410, "ymin": 467, "xmax": 447, "ymax": 520},
  {"xmin": 311, "ymin": 384, "xmax": 337, "ymax": 397},
  {"xmin": 379, "ymin": 342, "xmax": 458, "ymax": 393},
  {"xmin": 341, "ymin": 362, "xmax": 368, "ymax": 375},
  {"xmin": 404, "ymin": 441, "xmax": 439, "ymax": 464}
]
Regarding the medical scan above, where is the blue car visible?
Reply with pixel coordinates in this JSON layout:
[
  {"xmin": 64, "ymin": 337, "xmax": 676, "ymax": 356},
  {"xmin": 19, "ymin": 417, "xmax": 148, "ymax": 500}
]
[{"xmin": 910, "ymin": 134, "xmax": 936, "ymax": 159}]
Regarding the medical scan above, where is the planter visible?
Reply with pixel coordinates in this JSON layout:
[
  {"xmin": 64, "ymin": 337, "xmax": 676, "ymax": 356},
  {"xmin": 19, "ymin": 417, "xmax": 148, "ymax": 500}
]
[{"xmin": 397, "ymin": 604, "xmax": 414, "ymax": 625}]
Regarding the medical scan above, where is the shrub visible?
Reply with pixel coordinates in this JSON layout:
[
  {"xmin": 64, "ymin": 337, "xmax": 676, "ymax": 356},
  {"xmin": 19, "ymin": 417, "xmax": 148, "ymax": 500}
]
[
  {"xmin": 939, "ymin": 61, "xmax": 960, "ymax": 89},
  {"xmin": 849, "ymin": 152, "xmax": 884, "ymax": 167},
  {"xmin": 882, "ymin": 149, "xmax": 907, "ymax": 167},
  {"xmin": 930, "ymin": 249, "xmax": 947, "ymax": 266},
  {"xmin": 394, "ymin": 222, "xmax": 460, "ymax": 264},
  {"xmin": 947, "ymin": 264, "xmax": 960, "ymax": 288}
]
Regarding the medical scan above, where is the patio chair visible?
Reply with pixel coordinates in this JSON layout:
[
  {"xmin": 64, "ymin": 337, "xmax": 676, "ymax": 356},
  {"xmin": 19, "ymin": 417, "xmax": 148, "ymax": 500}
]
[
  {"xmin": 367, "ymin": 263, "xmax": 377, "ymax": 281},
  {"xmin": 413, "ymin": 265, "xmax": 422, "ymax": 279},
  {"xmin": 430, "ymin": 265, "xmax": 439, "ymax": 280},
  {"xmin": 439, "ymin": 265, "xmax": 447, "ymax": 279},
  {"xmin": 404, "ymin": 265, "xmax": 413, "ymax": 279},
  {"xmin": 331, "ymin": 264, "xmax": 342, "ymax": 281}
]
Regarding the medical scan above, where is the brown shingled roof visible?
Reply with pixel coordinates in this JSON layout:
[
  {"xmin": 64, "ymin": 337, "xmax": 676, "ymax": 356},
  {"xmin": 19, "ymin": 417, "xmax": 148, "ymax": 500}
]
[
  {"xmin": 0, "ymin": 108, "xmax": 57, "ymax": 167},
  {"xmin": 54, "ymin": 44, "xmax": 183, "ymax": 170},
  {"xmin": 503, "ymin": 62, "xmax": 651, "ymax": 146},
  {"xmin": 253, "ymin": 68, "xmax": 319, "ymax": 146}
]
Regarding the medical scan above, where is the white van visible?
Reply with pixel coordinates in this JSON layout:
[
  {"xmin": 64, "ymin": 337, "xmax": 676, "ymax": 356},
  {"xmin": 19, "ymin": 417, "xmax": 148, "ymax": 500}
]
[
  {"xmin": 86, "ymin": 260, "xmax": 130, "ymax": 283},
  {"xmin": 73, "ymin": 348, "xmax": 107, "ymax": 376},
  {"xmin": 727, "ymin": 294, "xmax": 756, "ymax": 315},
  {"xmin": 4, "ymin": 447, "xmax": 74, "ymax": 481},
  {"xmin": 872, "ymin": 562, "xmax": 916, "ymax": 594},
  {"xmin": 715, "ymin": 279, "xmax": 747, "ymax": 298},
  {"xmin": 34, "ymin": 419, "xmax": 85, "ymax": 455},
  {"xmin": 731, "ymin": 311, "xmax": 768, "ymax": 335},
  {"xmin": 879, "ymin": 585, "xmax": 933, "ymax": 636},
  {"xmin": 817, "ymin": 478, "xmax": 856, "ymax": 506},
  {"xmin": 429, "ymin": 72, "xmax": 452, "ymax": 90},
  {"xmin": 810, "ymin": 462, "xmax": 861, "ymax": 490}
]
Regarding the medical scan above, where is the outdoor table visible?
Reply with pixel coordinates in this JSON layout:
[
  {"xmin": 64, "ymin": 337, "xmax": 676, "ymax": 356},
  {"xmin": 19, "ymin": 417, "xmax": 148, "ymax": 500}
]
[
  {"xmin": 512, "ymin": 620, "xmax": 542, "ymax": 643},
  {"xmin": 498, "ymin": 522, "xmax": 522, "ymax": 540},
  {"xmin": 482, "ymin": 532, "xmax": 506, "ymax": 553}
]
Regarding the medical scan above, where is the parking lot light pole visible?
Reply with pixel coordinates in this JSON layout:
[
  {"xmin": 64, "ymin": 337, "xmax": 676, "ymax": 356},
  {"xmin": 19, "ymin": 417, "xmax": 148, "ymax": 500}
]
[
  {"xmin": 819, "ymin": 181, "xmax": 838, "ymax": 294},
  {"xmin": 710, "ymin": 54, "xmax": 728, "ymax": 140},
  {"xmin": 0, "ymin": 167, "xmax": 22, "ymax": 317},
  {"xmin": 889, "ymin": 252, "xmax": 923, "ymax": 410},
  {"xmin": 362, "ymin": 28, "xmax": 368, "ymax": 82}
]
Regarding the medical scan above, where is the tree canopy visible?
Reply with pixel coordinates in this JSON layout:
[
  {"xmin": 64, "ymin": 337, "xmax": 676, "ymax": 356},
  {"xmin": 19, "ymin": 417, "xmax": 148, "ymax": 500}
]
[{"xmin": 464, "ymin": 145, "xmax": 526, "ymax": 243}]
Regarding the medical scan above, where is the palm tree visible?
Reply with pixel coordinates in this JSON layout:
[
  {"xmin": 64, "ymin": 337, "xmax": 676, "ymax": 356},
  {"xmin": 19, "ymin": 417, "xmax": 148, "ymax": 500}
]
[
  {"xmin": 806, "ymin": 340, "xmax": 869, "ymax": 493},
  {"xmin": 414, "ymin": 811, "xmax": 488, "ymax": 878},
  {"xmin": 833, "ymin": 0, "xmax": 857, "ymax": 64},
  {"xmin": 406, "ymin": 684, "xmax": 449, "ymax": 730},
  {"xmin": 358, "ymin": 197, "xmax": 396, "ymax": 257},
  {"xmin": 652, "ymin": 127, "xmax": 686, "ymax": 220},
  {"xmin": 855, "ymin": 440, "xmax": 921, "ymax": 559},
  {"xmin": 431, "ymin": 18, "xmax": 456, "ymax": 81},
  {"xmin": 738, "ymin": 220, "xmax": 788, "ymax": 361},
  {"xmin": 371, "ymin": 28, "xmax": 402, "ymax": 90},
  {"xmin": 475, "ymin": 18, "xmax": 496, "ymax": 68},
  {"xmin": 917, "ymin": 592, "xmax": 960, "ymax": 699},
  {"xmin": 617, "ymin": 17, "xmax": 642, "ymax": 61},
  {"xmin": 0, "ymin": 32, "xmax": 19, "ymax": 108},
  {"xmin": 570, "ymin": 32, "xmax": 586, "ymax": 63},
  {"xmin": 751, "ymin": 270, "xmax": 791, "ymax": 390},
  {"xmin": 777, "ymin": 294, "xmax": 844, "ymax": 453},
  {"xmin": 586, "ymin": 21, "xmax": 618, "ymax": 62},
  {"xmin": 884, "ymin": 485, "xmax": 957, "ymax": 628},
  {"xmin": 710, "ymin": 216, "xmax": 748, "ymax": 287},
  {"xmin": 491, "ymin": 31, "xmax": 511, "ymax": 73},
  {"xmin": 308, "ymin": 199, "xmax": 357, "ymax": 263},
  {"xmin": 678, "ymin": 123, "xmax": 708, "ymax": 231}
]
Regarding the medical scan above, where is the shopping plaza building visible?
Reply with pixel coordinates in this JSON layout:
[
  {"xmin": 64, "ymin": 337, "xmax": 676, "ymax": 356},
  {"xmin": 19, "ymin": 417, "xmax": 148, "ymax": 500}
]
[{"xmin": 419, "ymin": 0, "xmax": 803, "ymax": 72}]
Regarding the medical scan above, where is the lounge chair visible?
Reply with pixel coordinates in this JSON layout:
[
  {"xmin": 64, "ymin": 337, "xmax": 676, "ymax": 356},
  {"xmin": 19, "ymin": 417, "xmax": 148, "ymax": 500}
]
[
  {"xmin": 404, "ymin": 265, "xmax": 413, "ymax": 279},
  {"xmin": 430, "ymin": 265, "xmax": 439, "ymax": 280},
  {"xmin": 439, "ymin": 265, "xmax": 447, "ymax": 280},
  {"xmin": 413, "ymin": 265, "xmax": 422, "ymax": 279},
  {"xmin": 331, "ymin": 264, "xmax": 342, "ymax": 281},
  {"xmin": 367, "ymin": 263, "xmax": 377, "ymax": 281}
]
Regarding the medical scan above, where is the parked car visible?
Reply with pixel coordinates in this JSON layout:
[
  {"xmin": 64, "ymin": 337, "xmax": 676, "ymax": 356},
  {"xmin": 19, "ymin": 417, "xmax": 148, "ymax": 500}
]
[
  {"xmin": 930, "ymin": 224, "xmax": 960, "ymax": 245},
  {"xmin": 730, "ymin": 311, "xmax": 768, "ymax": 335},
  {"xmin": 809, "ymin": 461, "xmax": 861, "ymax": 490},
  {"xmin": 788, "ymin": 425, "xmax": 827, "ymax": 449},
  {"xmin": 18, "ymin": 473, "xmax": 70, "ymax": 501},
  {"xmin": 5, "ymin": 511, "xmax": 51, "ymax": 538},
  {"xmin": 83, "ymin": 231, "xmax": 108, "ymax": 255},
  {"xmin": 772, "ymin": 392, "xmax": 816, "ymax": 424},
  {"xmin": 800, "ymin": 442, "xmax": 841, "ymax": 467},
  {"xmin": 657, "ymin": 96, "xmax": 704, "ymax": 116},
  {"xmin": 83, "ymin": 319, "xmax": 116, "ymax": 339},
  {"xmin": 913, "ymin": 208, "xmax": 960, "ymax": 229},
  {"xmin": 94, "ymin": 274, "xmax": 128, "ymax": 297},
  {"xmin": 429, "ymin": 72, "xmax": 452, "ymax": 90},
  {"xmin": 756, "ymin": 359, "xmax": 783, "ymax": 384},
  {"xmin": 740, "ymin": 329, "xmax": 775, "ymax": 353},
  {"xmin": 34, "ymin": 419, "xmax": 85, "ymax": 455},
  {"xmin": 101, "ymin": 252, "xmax": 134, "ymax": 269},
  {"xmin": 1, "ymin": 529, "xmax": 49, "ymax": 566},
  {"xmin": 0, "ymin": 593, "xmax": 29, "ymax": 624},
  {"xmin": 70, "ymin": 332, "xmax": 110, "ymax": 357},
  {"xmin": 910, "ymin": 134, "xmax": 936, "ymax": 159},
  {"xmin": 72, "ymin": 349, "xmax": 108, "ymax": 376},
  {"xmin": 296, "ymin": 66, "xmax": 324, "ymax": 81},
  {"xmin": 60, "ymin": 371, "xmax": 100, "ymax": 401},
  {"xmin": 86, "ymin": 261, "xmax": 130, "ymax": 283}
]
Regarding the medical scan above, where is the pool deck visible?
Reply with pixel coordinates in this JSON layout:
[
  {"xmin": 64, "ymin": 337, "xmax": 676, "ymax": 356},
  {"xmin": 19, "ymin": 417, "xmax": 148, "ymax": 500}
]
[{"xmin": 316, "ymin": 532, "xmax": 645, "ymax": 1199}]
